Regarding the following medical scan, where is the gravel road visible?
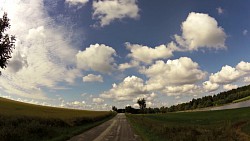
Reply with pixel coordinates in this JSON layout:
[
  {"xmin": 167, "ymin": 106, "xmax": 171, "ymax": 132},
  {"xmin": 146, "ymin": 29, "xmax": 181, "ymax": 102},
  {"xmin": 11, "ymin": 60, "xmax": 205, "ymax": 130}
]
[{"xmin": 68, "ymin": 113, "xmax": 141, "ymax": 141}]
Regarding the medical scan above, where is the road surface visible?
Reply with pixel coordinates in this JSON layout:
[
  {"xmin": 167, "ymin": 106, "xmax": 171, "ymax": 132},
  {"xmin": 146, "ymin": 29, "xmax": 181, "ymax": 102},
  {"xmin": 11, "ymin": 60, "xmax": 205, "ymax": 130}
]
[{"xmin": 68, "ymin": 113, "xmax": 141, "ymax": 141}]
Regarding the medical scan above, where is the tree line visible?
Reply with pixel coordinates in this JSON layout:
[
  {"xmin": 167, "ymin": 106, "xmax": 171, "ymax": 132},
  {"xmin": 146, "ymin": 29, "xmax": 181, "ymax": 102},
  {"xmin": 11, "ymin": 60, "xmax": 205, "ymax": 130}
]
[{"xmin": 113, "ymin": 85, "xmax": 250, "ymax": 114}]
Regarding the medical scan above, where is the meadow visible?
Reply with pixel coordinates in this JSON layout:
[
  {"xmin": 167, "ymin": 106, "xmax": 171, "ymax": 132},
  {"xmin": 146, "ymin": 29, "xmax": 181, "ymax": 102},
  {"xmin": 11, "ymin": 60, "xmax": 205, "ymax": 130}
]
[
  {"xmin": 0, "ymin": 97, "xmax": 115, "ymax": 141},
  {"xmin": 127, "ymin": 107, "xmax": 250, "ymax": 141},
  {"xmin": 233, "ymin": 96, "xmax": 250, "ymax": 103}
]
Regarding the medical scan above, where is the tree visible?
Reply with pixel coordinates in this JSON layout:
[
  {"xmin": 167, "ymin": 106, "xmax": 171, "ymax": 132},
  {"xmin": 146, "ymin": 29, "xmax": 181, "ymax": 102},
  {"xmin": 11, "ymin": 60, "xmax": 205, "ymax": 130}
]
[
  {"xmin": 0, "ymin": 12, "xmax": 16, "ymax": 75},
  {"xmin": 137, "ymin": 98, "xmax": 146, "ymax": 112},
  {"xmin": 112, "ymin": 106, "xmax": 117, "ymax": 112}
]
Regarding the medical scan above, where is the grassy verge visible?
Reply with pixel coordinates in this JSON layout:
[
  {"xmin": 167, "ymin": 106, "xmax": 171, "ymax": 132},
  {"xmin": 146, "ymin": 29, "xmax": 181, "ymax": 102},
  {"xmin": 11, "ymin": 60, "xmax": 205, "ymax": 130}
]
[
  {"xmin": 127, "ymin": 107, "xmax": 250, "ymax": 141},
  {"xmin": 0, "ymin": 97, "xmax": 116, "ymax": 141},
  {"xmin": 233, "ymin": 96, "xmax": 250, "ymax": 103}
]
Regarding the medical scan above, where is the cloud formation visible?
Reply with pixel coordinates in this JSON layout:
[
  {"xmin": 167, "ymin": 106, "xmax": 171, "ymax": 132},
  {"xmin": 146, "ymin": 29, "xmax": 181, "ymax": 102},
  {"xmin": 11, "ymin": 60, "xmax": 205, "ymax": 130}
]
[
  {"xmin": 0, "ymin": 0, "xmax": 80, "ymax": 99},
  {"xmin": 140, "ymin": 57, "xmax": 206, "ymax": 91},
  {"xmin": 65, "ymin": 0, "xmax": 89, "ymax": 5},
  {"xmin": 92, "ymin": 97, "xmax": 104, "ymax": 103},
  {"xmin": 236, "ymin": 61, "xmax": 250, "ymax": 73},
  {"xmin": 203, "ymin": 81, "xmax": 220, "ymax": 92},
  {"xmin": 118, "ymin": 60, "xmax": 139, "ymax": 71},
  {"xmin": 174, "ymin": 12, "xmax": 227, "ymax": 51},
  {"xmin": 83, "ymin": 74, "xmax": 103, "ymax": 82},
  {"xmin": 126, "ymin": 42, "xmax": 177, "ymax": 64},
  {"xmin": 92, "ymin": 0, "xmax": 139, "ymax": 27},
  {"xmin": 244, "ymin": 77, "xmax": 250, "ymax": 83},
  {"xmin": 100, "ymin": 76, "xmax": 147, "ymax": 101},
  {"xmin": 162, "ymin": 84, "xmax": 201, "ymax": 96},
  {"xmin": 76, "ymin": 44, "xmax": 116, "ymax": 73},
  {"xmin": 209, "ymin": 65, "xmax": 242, "ymax": 84},
  {"xmin": 223, "ymin": 84, "xmax": 238, "ymax": 91}
]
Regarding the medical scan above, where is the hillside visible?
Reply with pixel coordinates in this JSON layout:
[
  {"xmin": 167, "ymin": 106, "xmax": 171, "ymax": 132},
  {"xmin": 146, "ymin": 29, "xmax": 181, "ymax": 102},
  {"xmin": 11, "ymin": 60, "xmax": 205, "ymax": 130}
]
[
  {"xmin": 161, "ymin": 85, "xmax": 250, "ymax": 112},
  {"xmin": 0, "ymin": 97, "xmax": 115, "ymax": 141}
]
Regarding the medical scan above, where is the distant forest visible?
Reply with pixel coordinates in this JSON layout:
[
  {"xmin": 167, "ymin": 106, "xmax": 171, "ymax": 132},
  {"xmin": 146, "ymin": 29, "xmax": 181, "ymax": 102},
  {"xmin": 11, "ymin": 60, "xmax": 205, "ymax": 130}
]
[{"xmin": 124, "ymin": 85, "xmax": 250, "ymax": 114}]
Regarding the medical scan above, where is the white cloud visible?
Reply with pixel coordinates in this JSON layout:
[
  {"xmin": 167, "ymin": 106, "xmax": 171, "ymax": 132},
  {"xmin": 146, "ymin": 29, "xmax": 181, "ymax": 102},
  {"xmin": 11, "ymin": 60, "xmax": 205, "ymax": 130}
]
[
  {"xmin": 174, "ymin": 12, "xmax": 226, "ymax": 51},
  {"xmin": 140, "ymin": 57, "xmax": 206, "ymax": 91},
  {"xmin": 0, "ymin": 0, "xmax": 80, "ymax": 99},
  {"xmin": 83, "ymin": 74, "xmax": 103, "ymax": 82},
  {"xmin": 118, "ymin": 60, "xmax": 139, "ymax": 71},
  {"xmin": 243, "ymin": 30, "xmax": 248, "ymax": 36},
  {"xmin": 92, "ymin": 0, "xmax": 139, "ymax": 27},
  {"xmin": 133, "ymin": 103, "xmax": 139, "ymax": 108},
  {"xmin": 132, "ymin": 92, "xmax": 157, "ymax": 103},
  {"xmin": 76, "ymin": 44, "xmax": 116, "ymax": 73},
  {"xmin": 223, "ymin": 84, "xmax": 238, "ymax": 91},
  {"xmin": 203, "ymin": 81, "xmax": 219, "ymax": 92},
  {"xmin": 62, "ymin": 100, "xmax": 88, "ymax": 109},
  {"xmin": 92, "ymin": 97, "xmax": 104, "ymax": 103},
  {"xmin": 209, "ymin": 65, "xmax": 242, "ymax": 84},
  {"xmin": 216, "ymin": 7, "xmax": 224, "ymax": 15},
  {"xmin": 126, "ymin": 42, "xmax": 177, "ymax": 64},
  {"xmin": 236, "ymin": 61, "xmax": 250, "ymax": 72},
  {"xmin": 65, "ymin": 0, "xmax": 89, "ymax": 5},
  {"xmin": 244, "ymin": 77, "xmax": 250, "ymax": 83},
  {"xmin": 100, "ymin": 76, "xmax": 147, "ymax": 101},
  {"xmin": 162, "ymin": 84, "xmax": 201, "ymax": 96}
]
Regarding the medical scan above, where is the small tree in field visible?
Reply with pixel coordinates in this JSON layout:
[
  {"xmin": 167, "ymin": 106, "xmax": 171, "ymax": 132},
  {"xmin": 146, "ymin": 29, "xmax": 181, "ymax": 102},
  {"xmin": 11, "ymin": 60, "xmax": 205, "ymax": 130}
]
[
  {"xmin": 0, "ymin": 12, "xmax": 16, "ymax": 75},
  {"xmin": 137, "ymin": 98, "xmax": 146, "ymax": 113},
  {"xmin": 112, "ymin": 106, "xmax": 117, "ymax": 112}
]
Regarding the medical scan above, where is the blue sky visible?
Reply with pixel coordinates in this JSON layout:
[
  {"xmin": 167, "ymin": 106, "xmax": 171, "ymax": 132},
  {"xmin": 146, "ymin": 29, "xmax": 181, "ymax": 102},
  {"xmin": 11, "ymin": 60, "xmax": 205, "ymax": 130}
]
[{"xmin": 0, "ymin": 0, "xmax": 250, "ymax": 110}]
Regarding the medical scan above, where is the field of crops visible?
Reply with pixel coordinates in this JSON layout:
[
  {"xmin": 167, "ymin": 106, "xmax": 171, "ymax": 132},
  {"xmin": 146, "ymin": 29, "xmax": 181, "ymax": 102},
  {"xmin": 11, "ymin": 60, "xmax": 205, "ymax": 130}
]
[
  {"xmin": 0, "ymin": 97, "xmax": 115, "ymax": 141},
  {"xmin": 127, "ymin": 107, "xmax": 250, "ymax": 141}
]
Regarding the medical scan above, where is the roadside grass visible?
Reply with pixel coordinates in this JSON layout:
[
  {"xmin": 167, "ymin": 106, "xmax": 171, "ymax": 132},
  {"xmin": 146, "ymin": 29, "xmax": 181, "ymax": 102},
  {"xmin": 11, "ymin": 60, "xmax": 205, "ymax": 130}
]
[
  {"xmin": 127, "ymin": 107, "xmax": 250, "ymax": 141},
  {"xmin": 0, "ymin": 97, "xmax": 115, "ymax": 141},
  {"xmin": 233, "ymin": 96, "xmax": 250, "ymax": 103}
]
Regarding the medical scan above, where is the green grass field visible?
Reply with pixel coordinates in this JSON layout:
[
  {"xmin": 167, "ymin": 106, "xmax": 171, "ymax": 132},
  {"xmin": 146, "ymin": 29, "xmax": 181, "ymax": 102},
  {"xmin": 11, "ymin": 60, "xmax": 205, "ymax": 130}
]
[
  {"xmin": 233, "ymin": 96, "xmax": 250, "ymax": 103},
  {"xmin": 0, "ymin": 97, "xmax": 115, "ymax": 141},
  {"xmin": 127, "ymin": 107, "xmax": 250, "ymax": 141}
]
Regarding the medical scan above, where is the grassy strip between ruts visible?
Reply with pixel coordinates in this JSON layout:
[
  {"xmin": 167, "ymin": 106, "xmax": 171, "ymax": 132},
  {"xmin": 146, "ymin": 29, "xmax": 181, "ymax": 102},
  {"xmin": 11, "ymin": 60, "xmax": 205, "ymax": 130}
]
[
  {"xmin": 0, "ymin": 97, "xmax": 116, "ymax": 141},
  {"xmin": 126, "ymin": 107, "xmax": 250, "ymax": 141},
  {"xmin": 233, "ymin": 96, "xmax": 250, "ymax": 103}
]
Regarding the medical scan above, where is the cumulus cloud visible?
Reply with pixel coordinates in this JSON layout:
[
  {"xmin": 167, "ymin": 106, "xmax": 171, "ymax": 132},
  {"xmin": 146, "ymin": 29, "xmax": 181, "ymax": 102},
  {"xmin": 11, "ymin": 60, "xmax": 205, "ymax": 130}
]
[
  {"xmin": 203, "ymin": 81, "xmax": 219, "ymax": 92},
  {"xmin": 118, "ymin": 60, "xmax": 139, "ymax": 71},
  {"xmin": 76, "ymin": 44, "xmax": 116, "ymax": 73},
  {"xmin": 92, "ymin": 97, "xmax": 104, "ymax": 103},
  {"xmin": 65, "ymin": 0, "xmax": 89, "ymax": 5},
  {"xmin": 140, "ymin": 57, "xmax": 206, "ymax": 91},
  {"xmin": 236, "ymin": 61, "xmax": 250, "ymax": 72},
  {"xmin": 174, "ymin": 12, "xmax": 227, "ymax": 51},
  {"xmin": 209, "ymin": 65, "xmax": 243, "ymax": 84},
  {"xmin": 0, "ymin": 0, "xmax": 80, "ymax": 99},
  {"xmin": 223, "ymin": 84, "xmax": 238, "ymax": 91},
  {"xmin": 92, "ymin": 0, "xmax": 139, "ymax": 27},
  {"xmin": 83, "ymin": 74, "xmax": 103, "ymax": 82},
  {"xmin": 162, "ymin": 84, "xmax": 201, "ymax": 96},
  {"xmin": 126, "ymin": 42, "xmax": 177, "ymax": 64},
  {"xmin": 100, "ymin": 76, "xmax": 148, "ymax": 101}
]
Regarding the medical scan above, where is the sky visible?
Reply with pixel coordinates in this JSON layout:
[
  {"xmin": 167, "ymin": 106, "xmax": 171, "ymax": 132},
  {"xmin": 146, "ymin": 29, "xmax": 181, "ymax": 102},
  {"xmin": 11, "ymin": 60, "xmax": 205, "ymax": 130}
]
[{"xmin": 0, "ymin": 0, "xmax": 250, "ymax": 110}]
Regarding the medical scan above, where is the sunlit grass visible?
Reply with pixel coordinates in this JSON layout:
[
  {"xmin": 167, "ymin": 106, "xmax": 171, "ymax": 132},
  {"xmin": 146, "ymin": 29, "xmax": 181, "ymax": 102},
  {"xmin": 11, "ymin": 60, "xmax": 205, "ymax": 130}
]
[
  {"xmin": 0, "ymin": 97, "xmax": 115, "ymax": 141},
  {"xmin": 127, "ymin": 107, "xmax": 250, "ymax": 141},
  {"xmin": 233, "ymin": 96, "xmax": 250, "ymax": 103}
]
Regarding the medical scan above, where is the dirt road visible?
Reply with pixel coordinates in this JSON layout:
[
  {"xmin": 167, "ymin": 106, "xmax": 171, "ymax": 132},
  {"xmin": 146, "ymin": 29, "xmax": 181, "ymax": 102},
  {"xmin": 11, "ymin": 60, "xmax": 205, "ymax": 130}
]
[{"xmin": 68, "ymin": 113, "xmax": 141, "ymax": 141}]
